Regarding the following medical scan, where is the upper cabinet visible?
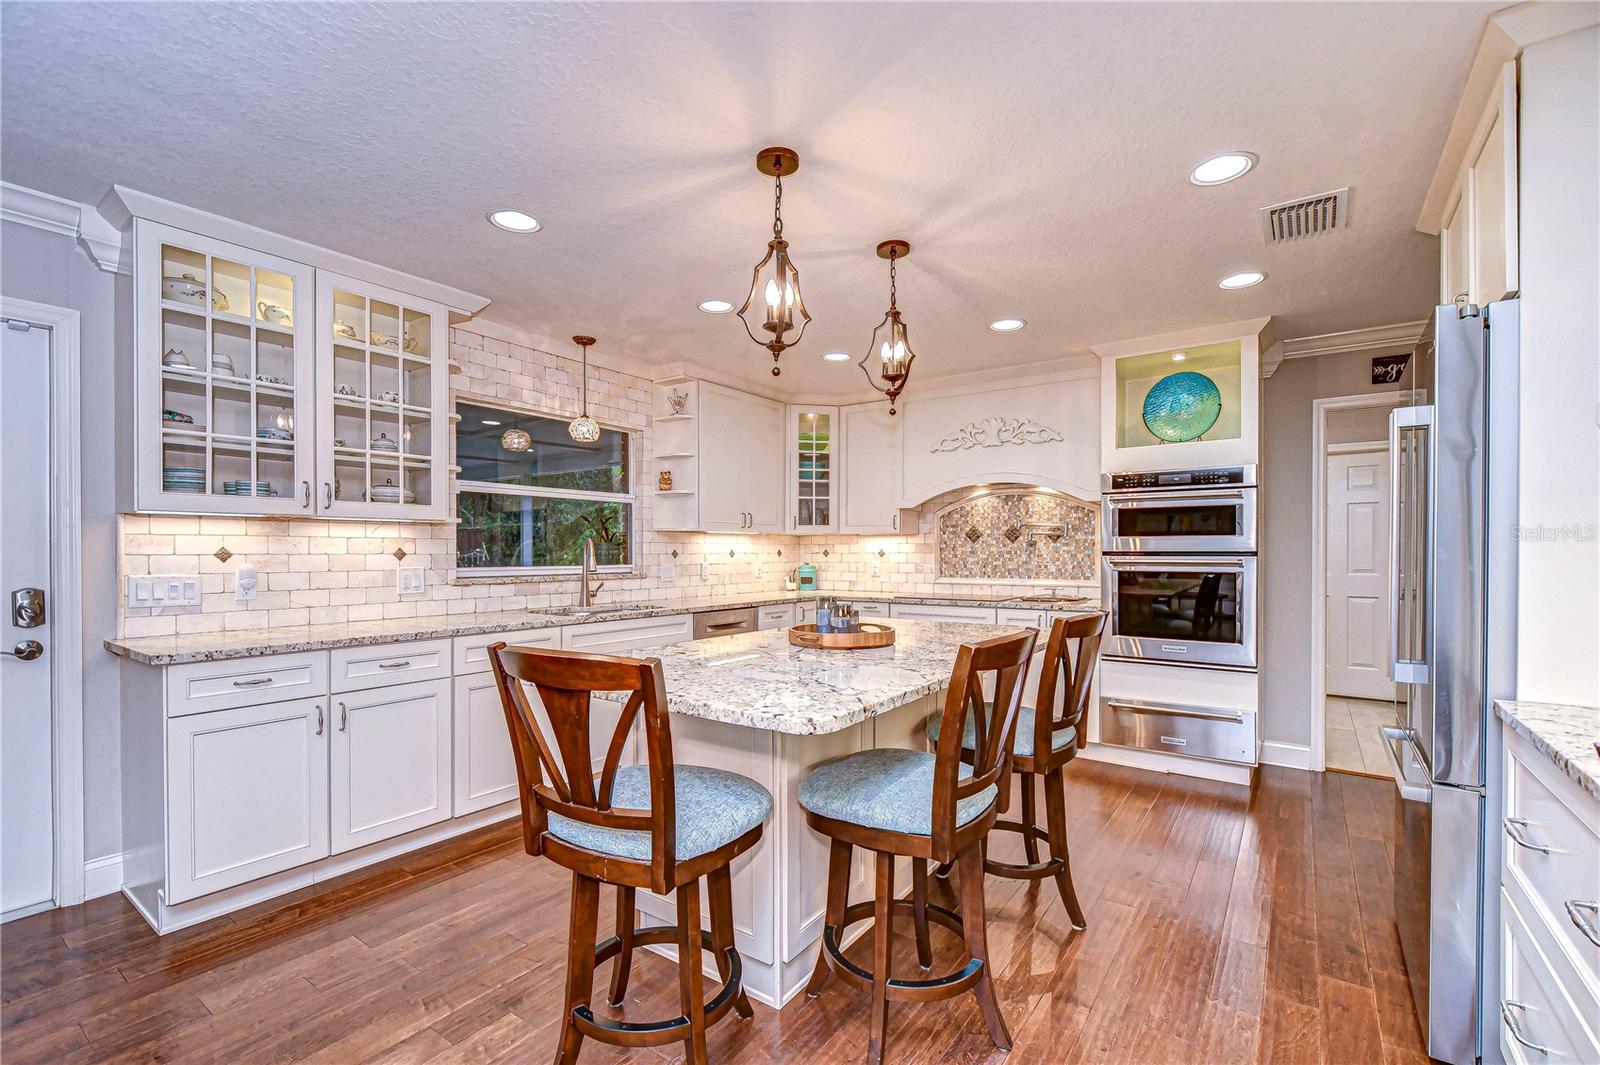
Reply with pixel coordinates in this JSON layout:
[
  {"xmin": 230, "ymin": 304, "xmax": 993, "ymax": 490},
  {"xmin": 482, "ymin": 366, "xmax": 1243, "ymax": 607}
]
[
  {"xmin": 1437, "ymin": 60, "xmax": 1519, "ymax": 307},
  {"xmin": 651, "ymin": 377, "xmax": 783, "ymax": 533},
  {"xmin": 112, "ymin": 188, "xmax": 488, "ymax": 520},
  {"xmin": 136, "ymin": 222, "xmax": 317, "ymax": 515},
  {"xmin": 314, "ymin": 272, "xmax": 450, "ymax": 521},
  {"xmin": 839, "ymin": 401, "xmax": 902, "ymax": 534},
  {"xmin": 787, "ymin": 405, "xmax": 838, "ymax": 534}
]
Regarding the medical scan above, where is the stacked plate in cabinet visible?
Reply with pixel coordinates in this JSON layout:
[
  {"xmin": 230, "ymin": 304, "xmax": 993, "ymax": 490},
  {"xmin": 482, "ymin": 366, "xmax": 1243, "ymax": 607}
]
[{"xmin": 162, "ymin": 466, "xmax": 205, "ymax": 493}]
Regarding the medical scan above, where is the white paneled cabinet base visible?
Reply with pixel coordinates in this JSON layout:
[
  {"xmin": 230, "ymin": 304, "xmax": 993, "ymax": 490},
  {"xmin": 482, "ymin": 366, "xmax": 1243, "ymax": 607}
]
[{"xmin": 117, "ymin": 614, "xmax": 690, "ymax": 934}]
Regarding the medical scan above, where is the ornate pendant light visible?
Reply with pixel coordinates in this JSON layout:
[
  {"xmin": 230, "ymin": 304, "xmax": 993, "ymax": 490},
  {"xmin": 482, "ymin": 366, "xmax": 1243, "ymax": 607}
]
[
  {"xmin": 858, "ymin": 239, "xmax": 916, "ymax": 415},
  {"xmin": 567, "ymin": 335, "xmax": 601, "ymax": 443},
  {"xmin": 500, "ymin": 426, "xmax": 531, "ymax": 452},
  {"xmin": 737, "ymin": 146, "xmax": 811, "ymax": 376}
]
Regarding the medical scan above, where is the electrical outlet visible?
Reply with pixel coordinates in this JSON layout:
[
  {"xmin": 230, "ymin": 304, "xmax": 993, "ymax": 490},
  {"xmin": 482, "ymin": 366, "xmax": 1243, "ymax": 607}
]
[
  {"xmin": 660, "ymin": 561, "xmax": 676, "ymax": 582},
  {"xmin": 755, "ymin": 558, "xmax": 763, "ymax": 579},
  {"xmin": 871, "ymin": 558, "xmax": 882, "ymax": 578},
  {"xmin": 397, "ymin": 566, "xmax": 426, "ymax": 595},
  {"xmin": 700, "ymin": 561, "xmax": 710, "ymax": 582},
  {"xmin": 235, "ymin": 563, "xmax": 258, "ymax": 603}
]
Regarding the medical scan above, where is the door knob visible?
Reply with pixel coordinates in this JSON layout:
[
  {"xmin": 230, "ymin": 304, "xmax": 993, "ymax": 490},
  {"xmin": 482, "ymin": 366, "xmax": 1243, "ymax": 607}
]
[{"xmin": 1, "ymin": 640, "xmax": 43, "ymax": 661}]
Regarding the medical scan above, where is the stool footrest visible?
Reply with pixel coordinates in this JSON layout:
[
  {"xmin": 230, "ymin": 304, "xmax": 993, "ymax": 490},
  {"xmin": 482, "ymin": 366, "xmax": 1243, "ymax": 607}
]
[
  {"xmin": 818, "ymin": 900, "xmax": 983, "ymax": 1003},
  {"xmin": 984, "ymin": 819, "xmax": 1064, "ymax": 880},
  {"xmin": 576, "ymin": 926, "xmax": 743, "ymax": 1047}
]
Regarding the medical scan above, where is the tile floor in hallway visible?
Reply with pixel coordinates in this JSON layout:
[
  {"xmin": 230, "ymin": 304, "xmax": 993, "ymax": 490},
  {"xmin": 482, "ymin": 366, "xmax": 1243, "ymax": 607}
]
[{"xmin": 1325, "ymin": 696, "xmax": 1402, "ymax": 777}]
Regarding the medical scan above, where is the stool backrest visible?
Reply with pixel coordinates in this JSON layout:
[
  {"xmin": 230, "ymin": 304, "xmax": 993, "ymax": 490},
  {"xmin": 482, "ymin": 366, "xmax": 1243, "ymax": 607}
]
[
  {"xmin": 928, "ymin": 628, "xmax": 1037, "ymax": 857},
  {"xmin": 1031, "ymin": 612, "xmax": 1107, "ymax": 760},
  {"xmin": 488, "ymin": 642, "xmax": 678, "ymax": 889}
]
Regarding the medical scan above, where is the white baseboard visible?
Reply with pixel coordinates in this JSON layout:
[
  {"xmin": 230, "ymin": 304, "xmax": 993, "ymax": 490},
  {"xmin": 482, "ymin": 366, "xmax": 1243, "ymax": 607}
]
[
  {"xmin": 1259, "ymin": 740, "xmax": 1314, "ymax": 771},
  {"xmin": 84, "ymin": 852, "xmax": 124, "ymax": 900}
]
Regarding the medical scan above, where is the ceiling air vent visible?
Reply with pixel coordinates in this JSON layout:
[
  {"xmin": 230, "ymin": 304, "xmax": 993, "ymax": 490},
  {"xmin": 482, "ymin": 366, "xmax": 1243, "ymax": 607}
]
[{"xmin": 1259, "ymin": 187, "xmax": 1350, "ymax": 243}]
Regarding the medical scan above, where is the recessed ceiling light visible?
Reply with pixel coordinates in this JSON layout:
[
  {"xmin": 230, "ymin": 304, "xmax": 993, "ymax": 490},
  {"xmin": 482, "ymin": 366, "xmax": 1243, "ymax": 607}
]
[
  {"xmin": 821, "ymin": 351, "xmax": 850, "ymax": 362},
  {"xmin": 481, "ymin": 419, "xmax": 502, "ymax": 426},
  {"xmin": 486, "ymin": 210, "xmax": 541, "ymax": 233},
  {"xmin": 1171, "ymin": 352, "xmax": 1187, "ymax": 362},
  {"xmin": 1189, "ymin": 152, "xmax": 1258, "ymax": 186},
  {"xmin": 989, "ymin": 318, "xmax": 1026, "ymax": 332},
  {"xmin": 1219, "ymin": 271, "xmax": 1266, "ymax": 289},
  {"xmin": 698, "ymin": 298, "xmax": 734, "ymax": 314}
]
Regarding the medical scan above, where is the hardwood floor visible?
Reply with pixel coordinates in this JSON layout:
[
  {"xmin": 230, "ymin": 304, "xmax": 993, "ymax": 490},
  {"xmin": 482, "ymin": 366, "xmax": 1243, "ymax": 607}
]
[{"xmin": 1, "ymin": 761, "xmax": 1428, "ymax": 1064}]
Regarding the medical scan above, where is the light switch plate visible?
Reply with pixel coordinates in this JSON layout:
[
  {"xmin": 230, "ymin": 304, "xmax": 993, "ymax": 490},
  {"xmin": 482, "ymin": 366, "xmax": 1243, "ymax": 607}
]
[
  {"xmin": 397, "ymin": 566, "xmax": 426, "ymax": 595},
  {"xmin": 126, "ymin": 575, "xmax": 202, "ymax": 609},
  {"xmin": 660, "ymin": 561, "xmax": 676, "ymax": 582}
]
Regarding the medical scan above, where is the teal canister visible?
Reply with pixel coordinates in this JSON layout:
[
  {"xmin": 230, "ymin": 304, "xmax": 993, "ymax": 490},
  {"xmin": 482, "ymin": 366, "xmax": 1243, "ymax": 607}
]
[{"xmin": 796, "ymin": 562, "xmax": 818, "ymax": 592}]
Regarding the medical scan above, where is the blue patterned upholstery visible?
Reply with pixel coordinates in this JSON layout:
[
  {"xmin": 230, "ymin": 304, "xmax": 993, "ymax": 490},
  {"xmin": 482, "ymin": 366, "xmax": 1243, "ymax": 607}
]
[
  {"xmin": 925, "ymin": 705, "xmax": 1077, "ymax": 758},
  {"xmin": 797, "ymin": 748, "xmax": 997, "ymax": 836},
  {"xmin": 546, "ymin": 764, "xmax": 772, "ymax": 861}
]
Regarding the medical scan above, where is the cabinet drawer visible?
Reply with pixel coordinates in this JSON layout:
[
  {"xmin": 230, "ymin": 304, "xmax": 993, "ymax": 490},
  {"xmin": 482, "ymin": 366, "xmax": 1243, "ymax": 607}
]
[
  {"xmin": 887, "ymin": 604, "xmax": 998, "ymax": 624},
  {"xmin": 166, "ymin": 652, "xmax": 328, "ymax": 717},
  {"xmin": 331, "ymin": 639, "xmax": 451, "ymax": 693},
  {"xmin": 453, "ymin": 627, "xmax": 561, "ymax": 675},
  {"xmin": 1500, "ymin": 887, "xmax": 1600, "ymax": 1064},
  {"xmin": 561, "ymin": 614, "xmax": 693, "ymax": 655},
  {"xmin": 757, "ymin": 603, "xmax": 799, "ymax": 630},
  {"xmin": 996, "ymin": 608, "xmax": 1047, "ymax": 629},
  {"xmin": 1097, "ymin": 696, "xmax": 1256, "ymax": 765},
  {"xmin": 1503, "ymin": 728, "xmax": 1600, "ymax": 991}
]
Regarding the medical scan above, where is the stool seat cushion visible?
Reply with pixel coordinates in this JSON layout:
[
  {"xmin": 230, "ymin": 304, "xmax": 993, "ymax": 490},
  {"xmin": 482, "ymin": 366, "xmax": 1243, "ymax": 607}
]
[
  {"xmin": 925, "ymin": 705, "xmax": 1077, "ymax": 758},
  {"xmin": 546, "ymin": 764, "xmax": 772, "ymax": 861},
  {"xmin": 798, "ymin": 748, "xmax": 997, "ymax": 836}
]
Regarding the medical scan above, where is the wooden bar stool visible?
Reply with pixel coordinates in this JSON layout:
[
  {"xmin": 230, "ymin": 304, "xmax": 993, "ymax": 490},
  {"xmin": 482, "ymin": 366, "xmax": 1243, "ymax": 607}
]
[
  {"xmin": 488, "ymin": 643, "xmax": 772, "ymax": 1065},
  {"xmin": 798, "ymin": 629, "xmax": 1037, "ymax": 1065},
  {"xmin": 926, "ymin": 612, "xmax": 1105, "ymax": 928}
]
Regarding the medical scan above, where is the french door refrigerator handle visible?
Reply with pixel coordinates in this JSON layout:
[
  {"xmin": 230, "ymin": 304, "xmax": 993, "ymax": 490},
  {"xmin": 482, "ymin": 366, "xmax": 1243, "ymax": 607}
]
[{"xmin": 1389, "ymin": 405, "xmax": 1433, "ymax": 685}]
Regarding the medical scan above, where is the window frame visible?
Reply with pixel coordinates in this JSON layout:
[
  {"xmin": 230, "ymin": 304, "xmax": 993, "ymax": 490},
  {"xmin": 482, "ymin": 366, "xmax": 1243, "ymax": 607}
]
[{"xmin": 453, "ymin": 400, "xmax": 636, "ymax": 578}]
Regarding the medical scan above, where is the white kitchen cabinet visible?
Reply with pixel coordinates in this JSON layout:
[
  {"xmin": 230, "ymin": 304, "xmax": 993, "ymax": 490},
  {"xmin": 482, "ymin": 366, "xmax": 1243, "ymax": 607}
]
[
  {"xmin": 134, "ymin": 220, "xmax": 317, "ymax": 515},
  {"xmin": 888, "ymin": 603, "xmax": 998, "ymax": 624},
  {"xmin": 1439, "ymin": 60, "xmax": 1519, "ymax": 306},
  {"xmin": 664, "ymin": 379, "xmax": 785, "ymax": 533},
  {"xmin": 787, "ymin": 405, "xmax": 838, "ymax": 533},
  {"xmin": 452, "ymin": 672, "xmax": 521, "ymax": 815},
  {"xmin": 839, "ymin": 401, "xmax": 904, "ymax": 534},
  {"xmin": 329, "ymin": 677, "xmax": 453, "ymax": 854},
  {"xmin": 757, "ymin": 602, "xmax": 801, "ymax": 630},
  {"xmin": 314, "ymin": 271, "xmax": 451, "ymax": 521},
  {"xmin": 164, "ymin": 696, "xmax": 330, "ymax": 904}
]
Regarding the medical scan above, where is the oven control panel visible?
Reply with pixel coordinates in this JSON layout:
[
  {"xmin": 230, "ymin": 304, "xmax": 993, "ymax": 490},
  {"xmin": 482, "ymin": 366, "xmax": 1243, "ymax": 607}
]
[{"xmin": 1106, "ymin": 465, "xmax": 1254, "ymax": 491}]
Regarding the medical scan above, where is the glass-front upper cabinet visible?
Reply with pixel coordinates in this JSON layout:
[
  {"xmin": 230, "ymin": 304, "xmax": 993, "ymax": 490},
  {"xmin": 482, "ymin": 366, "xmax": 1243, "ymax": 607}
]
[
  {"xmin": 134, "ymin": 220, "xmax": 316, "ymax": 515},
  {"xmin": 313, "ymin": 271, "xmax": 450, "ymax": 521},
  {"xmin": 787, "ymin": 405, "xmax": 838, "ymax": 533}
]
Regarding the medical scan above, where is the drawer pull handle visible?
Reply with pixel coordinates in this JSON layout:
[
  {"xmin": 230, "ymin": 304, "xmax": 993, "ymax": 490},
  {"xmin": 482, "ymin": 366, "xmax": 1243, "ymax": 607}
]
[
  {"xmin": 1503, "ymin": 817, "xmax": 1551, "ymax": 855},
  {"xmin": 1566, "ymin": 899, "xmax": 1600, "ymax": 948},
  {"xmin": 378, "ymin": 660, "xmax": 412, "ymax": 670},
  {"xmin": 338, "ymin": 701, "xmax": 348, "ymax": 732},
  {"xmin": 1500, "ymin": 1001, "xmax": 1549, "ymax": 1055},
  {"xmin": 232, "ymin": 676, "xmax": 274, "ymax": 688}
]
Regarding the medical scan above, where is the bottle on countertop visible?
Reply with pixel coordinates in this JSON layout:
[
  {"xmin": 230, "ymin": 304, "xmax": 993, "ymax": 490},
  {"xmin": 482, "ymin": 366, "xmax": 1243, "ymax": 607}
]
[{"xmin": 815, "ymin": 596, "xmax": 833, "ymax": 633}]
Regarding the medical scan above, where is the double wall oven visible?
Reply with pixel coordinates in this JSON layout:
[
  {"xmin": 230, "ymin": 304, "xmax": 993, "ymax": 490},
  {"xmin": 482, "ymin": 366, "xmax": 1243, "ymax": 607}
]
[{"xmin": 1100, "ymin": 465, "xmax": 1258, "ymax": 670}]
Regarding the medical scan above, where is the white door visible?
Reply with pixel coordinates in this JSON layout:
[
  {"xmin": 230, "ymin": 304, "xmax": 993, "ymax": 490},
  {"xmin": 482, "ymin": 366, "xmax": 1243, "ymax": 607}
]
[
  {"xmin": 0, "ymin": 317, "xmax": 54, "ymax": 918},
  {"xmin": 1326, "ymin": 448, "xmax": 1400, "ymax": 701},
  {"xmin": 741, "ymin": 396, "xmax": 785, "ymax": 532},
  {"xmin": 165, "ymin": 697, "xmax": 331, "ymax": 904},
  {"xmin": 330, "ymin": 678, "xmax": 452, "ymax": 853}
]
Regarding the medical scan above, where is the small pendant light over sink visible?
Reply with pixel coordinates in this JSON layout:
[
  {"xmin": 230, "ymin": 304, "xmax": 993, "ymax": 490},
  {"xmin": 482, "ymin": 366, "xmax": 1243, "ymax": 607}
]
[
  {"xmin": 568, "ymin": 335, "xmax": 601, "ymax": 443},
  {"xmin": 737, "ymin": 146, "xmax": 811, "ymax": 376},
  {"xmin": 858, "ymin": 239, "xmax": 916, "ymax": 415}
]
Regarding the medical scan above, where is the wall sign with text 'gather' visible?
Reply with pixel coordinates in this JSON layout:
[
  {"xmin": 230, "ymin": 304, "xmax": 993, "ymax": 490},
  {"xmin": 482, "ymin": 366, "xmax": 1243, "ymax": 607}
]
[{"xmin": 1372, "ymin": 352, "xmax": 1411, "ymax": 385}]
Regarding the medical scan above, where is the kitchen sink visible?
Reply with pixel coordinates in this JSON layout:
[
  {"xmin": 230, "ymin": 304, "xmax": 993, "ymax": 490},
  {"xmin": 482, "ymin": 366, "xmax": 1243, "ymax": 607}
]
[{"xmin": 534, "ymin": 606, "xmax": 606, "ymax": 618}]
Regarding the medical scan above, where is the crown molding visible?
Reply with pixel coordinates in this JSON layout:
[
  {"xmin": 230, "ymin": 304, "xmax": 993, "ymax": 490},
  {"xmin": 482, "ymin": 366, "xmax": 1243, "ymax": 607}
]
[
  {"xmin": 1089, "ymin": 316, "xmax": 1275, "ymax": 362},
  {"xmin": 2, "ymin": 181, "xmax": 128, "ymax": 273},
  {"xmin": 1281, "ymin": 319, "xmax": 1427, "ymax": 361}
]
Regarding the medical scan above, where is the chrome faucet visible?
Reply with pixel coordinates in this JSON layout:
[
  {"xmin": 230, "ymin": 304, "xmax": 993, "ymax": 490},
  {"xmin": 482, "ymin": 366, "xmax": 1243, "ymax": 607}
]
[{"xmin": 579, "ymin": 538, "xmax": 604, "ymax": 607}]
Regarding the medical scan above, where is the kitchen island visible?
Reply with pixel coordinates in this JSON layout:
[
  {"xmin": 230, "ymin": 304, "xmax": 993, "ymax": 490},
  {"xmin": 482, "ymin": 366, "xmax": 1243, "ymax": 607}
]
[{"xmin": 598, "ymin": 618, "xmax": 1029, "ymax": 1008}]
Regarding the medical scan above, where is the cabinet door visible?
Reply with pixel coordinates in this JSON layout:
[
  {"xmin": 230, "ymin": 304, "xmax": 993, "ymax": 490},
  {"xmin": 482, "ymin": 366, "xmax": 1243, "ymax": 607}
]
[
  {"xmin": 135, "ymin": 220, "xmax": 317, "ymax": 516},
  {"xmin": 698, "ymin": 384, "xmax": 744, "ymax": 531},
  {"xmin": 788, "ymin": 406, "xmax": 838, "ymax": 533},
  {"xmin": 329, "ymin": 678, "xmax": 452, "ymax": 853},
  {"xmin": 1469, "ymin": 61, "xmax": 1518, "ymax": 304},
  {"xmin": 840, "ymin": 402, "xmax": 902, "ymax": 533},
  {"xmin": 741, "ymin": 395, "xmax": 786, "ymax": 532},
  {"xmin": 452, "ymin": 673, "xmax": 521, "ymax": 815},
  {"xmin": 165, "ymin": 697, "xmax": 330, "ymax": 904},
  {"xmin": 1440, "ymin": 188, "xmax": 1473, "ymax": 307},
  {"xmin": 314, "ymin": 271, "xmax": 451, "ymax": 521}
]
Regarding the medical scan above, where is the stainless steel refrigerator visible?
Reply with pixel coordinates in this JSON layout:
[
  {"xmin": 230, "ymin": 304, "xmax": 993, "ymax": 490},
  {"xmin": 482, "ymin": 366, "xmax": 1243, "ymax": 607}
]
[{"xmin": 1384, "ymin": 299, "xmax": 1518, "ymax": 1065}]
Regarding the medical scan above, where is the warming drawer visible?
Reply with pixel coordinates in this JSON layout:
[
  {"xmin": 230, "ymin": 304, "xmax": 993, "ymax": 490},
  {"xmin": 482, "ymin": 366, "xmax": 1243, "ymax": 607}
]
[{"xmin": 1097, "ymin": 696, "xmax": 1257, "ymax": 765}]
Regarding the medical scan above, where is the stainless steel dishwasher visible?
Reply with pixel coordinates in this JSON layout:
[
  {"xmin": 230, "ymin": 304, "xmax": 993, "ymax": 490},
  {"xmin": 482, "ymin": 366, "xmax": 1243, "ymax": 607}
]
[{"xmin": 692, "ymin": 607, "xmax": 757, "ymax": 640}]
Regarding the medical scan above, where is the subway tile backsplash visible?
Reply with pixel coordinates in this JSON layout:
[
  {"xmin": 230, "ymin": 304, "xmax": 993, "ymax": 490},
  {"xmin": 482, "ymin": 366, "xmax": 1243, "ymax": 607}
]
[{"xmin": 118, "ymin": 325, "xmax": 1098, "ymax": 638}]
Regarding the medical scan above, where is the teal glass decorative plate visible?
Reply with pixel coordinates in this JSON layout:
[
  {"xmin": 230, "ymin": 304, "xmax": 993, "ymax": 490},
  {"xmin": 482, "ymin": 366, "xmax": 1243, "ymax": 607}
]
[{"xmin": 1142, "ymin": 371, "xmax": 1222, "ymax": 442}]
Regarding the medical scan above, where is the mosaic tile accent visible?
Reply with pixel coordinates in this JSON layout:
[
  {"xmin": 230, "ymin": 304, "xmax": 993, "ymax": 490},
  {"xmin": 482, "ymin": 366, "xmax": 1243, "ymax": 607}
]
[{"xmin": 937, "ymin": 491, "xmax": 1097, "ymax": 582}]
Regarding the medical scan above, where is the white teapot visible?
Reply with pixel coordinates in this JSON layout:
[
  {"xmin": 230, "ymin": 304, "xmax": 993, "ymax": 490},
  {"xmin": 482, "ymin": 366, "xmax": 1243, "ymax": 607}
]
[{"xmin": 257, "ymin": 301, "xmax": 293, "ymax": 327}]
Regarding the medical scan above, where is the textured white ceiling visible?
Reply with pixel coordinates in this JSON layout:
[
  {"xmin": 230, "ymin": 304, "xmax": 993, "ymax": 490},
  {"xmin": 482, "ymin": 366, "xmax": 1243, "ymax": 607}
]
[{"xmin": 1, "ymin": 2, "xmax": 1492, "ymax": 397}]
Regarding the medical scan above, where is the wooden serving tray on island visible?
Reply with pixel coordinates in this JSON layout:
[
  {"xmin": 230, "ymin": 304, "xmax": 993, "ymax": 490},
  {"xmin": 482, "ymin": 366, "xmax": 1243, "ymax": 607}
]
[{"xmin": 787, "ymin": 623, "xmax": 896, "ymax": 650}]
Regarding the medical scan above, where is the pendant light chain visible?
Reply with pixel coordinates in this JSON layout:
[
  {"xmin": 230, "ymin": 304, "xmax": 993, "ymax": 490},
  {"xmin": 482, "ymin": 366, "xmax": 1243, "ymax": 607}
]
[
  {"xmin": 888, "ymin": 251, "xmax": 898, "ymax": 312},
  {"xmin": 772, "ymin": 165, "xmax": 784, "ymax": 239}
]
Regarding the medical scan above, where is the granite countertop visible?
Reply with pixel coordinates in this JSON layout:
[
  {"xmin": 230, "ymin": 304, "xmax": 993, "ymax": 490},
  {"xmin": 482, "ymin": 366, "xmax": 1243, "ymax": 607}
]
[
  {"xmin": 104, "ymin": 591, "xmax": 1100, "ymax": 666},
  {"xmin": 600, "ymin": 618, "xmax": 1029, "ymax": 736},
  {"xmin": 1495, "ymin": 699, "xmax": 1600, "ymax": 802}
]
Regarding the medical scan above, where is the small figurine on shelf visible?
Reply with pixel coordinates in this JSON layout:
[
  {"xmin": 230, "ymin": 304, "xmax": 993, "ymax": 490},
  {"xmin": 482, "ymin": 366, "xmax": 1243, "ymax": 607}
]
[
  {"xmin": 667, "ymin": 388, "xmax": 689, "ymax": 416},
  {"xmin": 658, "ymin": 469, "xmax": 673, "ymax": 491}
]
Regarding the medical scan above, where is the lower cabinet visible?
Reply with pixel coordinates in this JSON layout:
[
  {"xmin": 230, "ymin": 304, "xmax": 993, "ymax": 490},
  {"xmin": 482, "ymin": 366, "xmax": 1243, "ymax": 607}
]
[
  {"xmin": 165, "ymin": 696, "xmax": 331, "ymax": 905},
  {"xmin": 453, "ymin": 671, "xmax": 522, "ymax": 815},
  {"xmin": 330, "ymin": 678, "xmax": 453, "ymax": 854},
  {"xmin": 887, "ymin": 603, "xmax": 998, "ymax": 624}
]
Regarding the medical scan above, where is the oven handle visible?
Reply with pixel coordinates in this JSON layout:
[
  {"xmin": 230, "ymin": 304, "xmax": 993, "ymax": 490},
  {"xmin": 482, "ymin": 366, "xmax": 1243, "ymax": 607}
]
[
  {"xmin": 1105, "ymin": 490, "xmax": 1248, "ymax": 506},
  {"xmin": 1103, "ymin": 557, "xmax": 1249, "ymax": 573},
  {"xmin": 1103, "ymin": 699, "xmax": 1244, "ymax": 723}
]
